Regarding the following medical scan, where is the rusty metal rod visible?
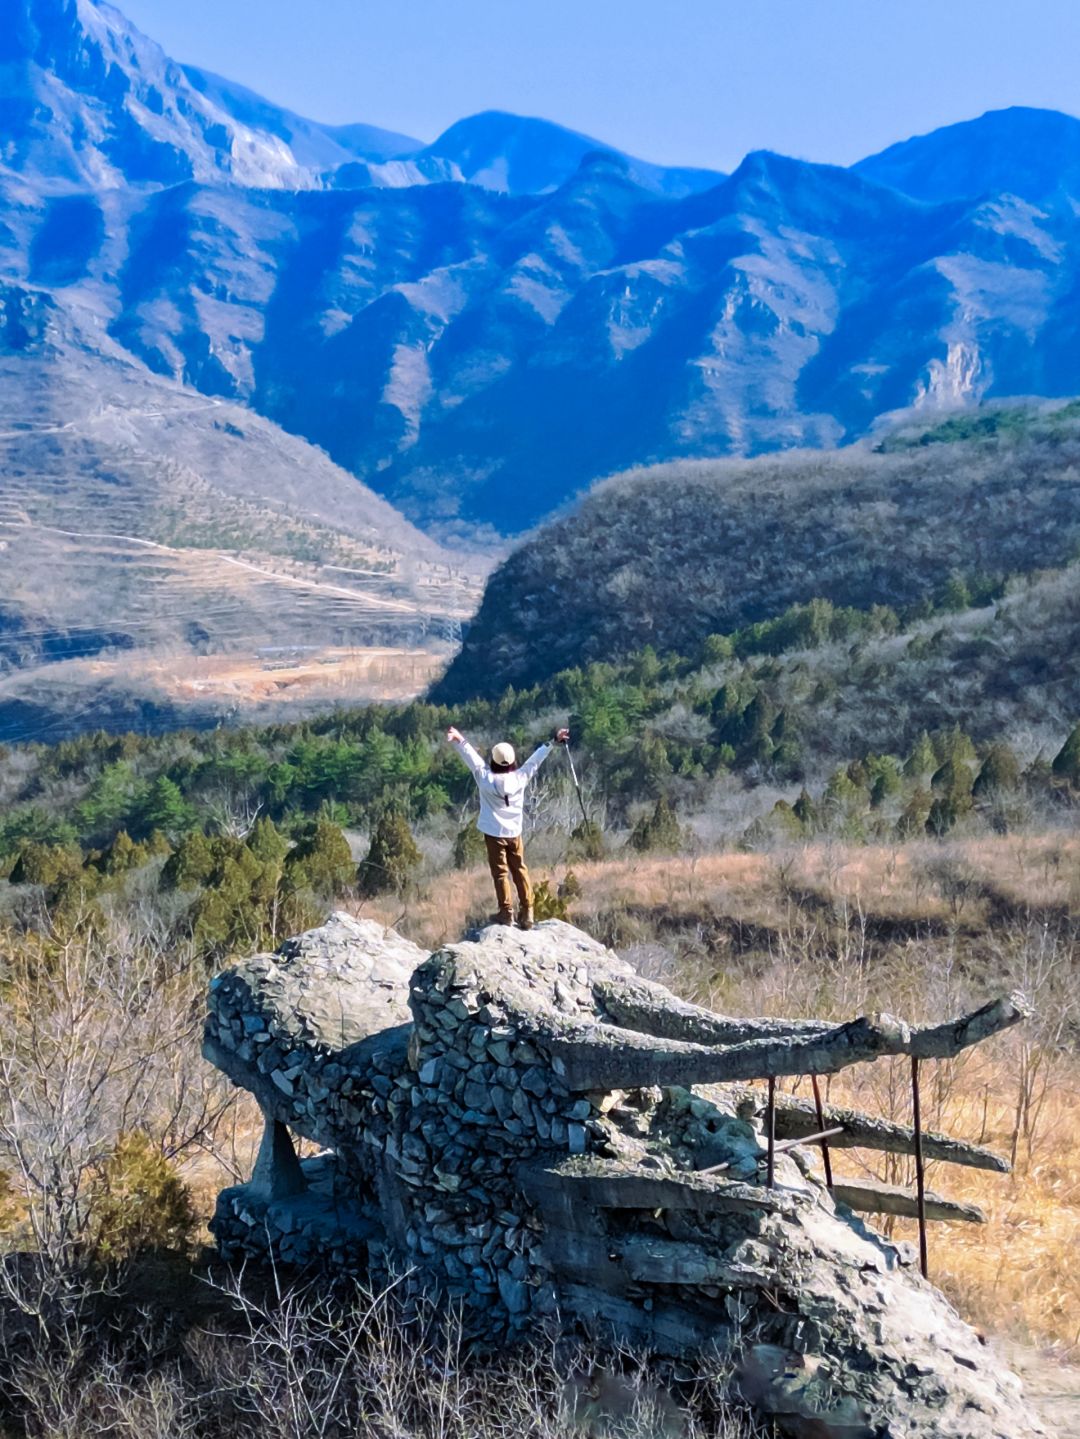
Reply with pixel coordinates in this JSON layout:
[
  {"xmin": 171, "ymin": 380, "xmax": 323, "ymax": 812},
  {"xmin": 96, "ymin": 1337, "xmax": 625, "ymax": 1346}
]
[
  {"xmin": 766, "ymin": 1076, "xmax": 776, "ymax": 1188},
  {"xmin": 911, "ymin": 1055, "xmax": 929, "ymax": 1279},
  {"xmin": 811, "ymin": 1073, "xmax": 835, "ymax": 1191}
]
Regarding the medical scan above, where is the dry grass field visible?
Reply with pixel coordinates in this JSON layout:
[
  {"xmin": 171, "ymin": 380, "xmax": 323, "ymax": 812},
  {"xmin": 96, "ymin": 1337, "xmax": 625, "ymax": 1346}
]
[{"xmin": 2, "ymin": 831, "xmax": 1077, "ymax": 1437}]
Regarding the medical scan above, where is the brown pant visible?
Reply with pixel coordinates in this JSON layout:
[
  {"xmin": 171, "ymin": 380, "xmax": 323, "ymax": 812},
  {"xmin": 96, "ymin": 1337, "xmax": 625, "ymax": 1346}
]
[{"xmin": 484, "ymin": 834, "xmax": 532, "ymax": 917}]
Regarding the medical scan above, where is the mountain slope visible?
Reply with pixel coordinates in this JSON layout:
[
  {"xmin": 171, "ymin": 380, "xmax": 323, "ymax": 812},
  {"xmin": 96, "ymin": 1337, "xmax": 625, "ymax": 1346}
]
[
  {"xmin": 181, "ymin": 66, "xmax": 422, "ymax": 169},
  {"xmin": 854, "ymin": 107, "xmax": 1080, "ymax": 204},
  {"xmin": 0, "ymin": 0, "xmax": 325, "ymax": 189},
  {"xmin": 0, "ymin": 279, "xmax": 483, "ymax": 741},
  {"xmin": 89, "ymin": 138, "xmax": 1080, "ymax": 531},
  {"xmin": 432, "ymin": 402, "xmax": 1080, "ymax": 701}
]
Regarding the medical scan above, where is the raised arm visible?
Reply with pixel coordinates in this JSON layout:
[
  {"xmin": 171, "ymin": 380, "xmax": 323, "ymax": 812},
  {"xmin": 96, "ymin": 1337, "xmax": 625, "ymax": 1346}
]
[
  {"xmin": 517, "ymin": 744, "xmax": 551, "ymax": 782},
  {"xmin": 446, "ymin": 726, "xmax": 485, "ymax": 778},
  {"xmin": 518, "ymin": 727, "xmax": 570, "ymax": 782}
]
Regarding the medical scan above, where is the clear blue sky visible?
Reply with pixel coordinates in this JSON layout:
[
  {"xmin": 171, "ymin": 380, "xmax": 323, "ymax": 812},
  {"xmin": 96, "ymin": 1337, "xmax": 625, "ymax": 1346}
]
[{"xmin": 119, "ymin": 0, "xmax": 1080, "ymax": 170}]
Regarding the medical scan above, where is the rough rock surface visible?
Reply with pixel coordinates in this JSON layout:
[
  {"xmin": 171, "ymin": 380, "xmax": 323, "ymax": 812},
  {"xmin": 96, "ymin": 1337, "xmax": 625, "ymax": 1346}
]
[{"xmin": 205, "ymin": 914, "xmax": 1047, "ymax": 1439}]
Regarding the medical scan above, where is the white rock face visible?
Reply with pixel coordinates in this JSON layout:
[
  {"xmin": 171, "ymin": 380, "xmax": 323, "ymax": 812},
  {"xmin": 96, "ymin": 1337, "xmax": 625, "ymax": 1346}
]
[
  {"xmin": 3, "ymin": 0, "xmax": 321, "ymax": 190},
  {"xmin": 915, "ymin": 339, "xmax": 984, "ymax": 410},
  {"xmin": 205, "ymin": 915, "xmax": 1046, "ymax": 1439}
]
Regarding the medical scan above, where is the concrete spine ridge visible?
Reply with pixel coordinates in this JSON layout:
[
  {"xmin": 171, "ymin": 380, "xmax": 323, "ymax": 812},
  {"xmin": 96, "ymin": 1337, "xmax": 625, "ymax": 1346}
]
[{"xmin": 203, "ymin": 912, "xmax": 1045, "ymax": 1439}]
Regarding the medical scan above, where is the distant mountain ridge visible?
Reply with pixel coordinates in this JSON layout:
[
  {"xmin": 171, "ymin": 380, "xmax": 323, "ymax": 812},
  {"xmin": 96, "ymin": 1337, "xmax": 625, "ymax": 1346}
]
[
  {"xmin": 5, "ymin": 0, "xmax": 1080, "ymax": 535},
  {"xmin": 854, "ymin": 106, "xmax": 1080, "ymax": 204},
  {"xmin": 406, "ymin": 111, "xmax": 726, "ymax": 197},
  {"xmin": 1, "ymin": 0, "xmax": 721, "ymax": 197}
]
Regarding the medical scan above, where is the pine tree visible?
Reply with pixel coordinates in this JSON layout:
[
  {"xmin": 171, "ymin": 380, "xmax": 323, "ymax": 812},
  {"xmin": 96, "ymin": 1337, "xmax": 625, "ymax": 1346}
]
[
  {"xmin": 866, "ymin": 755, "xmax": 902, "ymax": 808},
  {"xmin": 639, "ymin": 732, "xmax": 673, "ymax": 792},
  {"xmin": 700, "ymin": 633, "xmax": 734, "ymax": 665},
  {"xmin": 933, "ymin": 725, "xmax": 977, "ymax": 767},
  {"xmin": 793, "ymin": 788, "xmax": 817, "ymax": 829},
  {"xmin": 904, "ymin": 731, "xmax": 936, "ymax": 779},
  {"xmin": 452, "ymin": 824, "xmax": 487, "ymax": 869},
  {"xmin": 10, "ymin": 841, "xmax": 82, "ymax": 888},
  {"xmin": 161, "ymin": 831, "xmax": 215, "ymax": 890},
  {"xmin": 710, "ymin": 680, "xmax": 753, "ymax": 741},
  {"xmin": 770, "ymin": 800, "xmax": 805, "ymax": 839},
  {"xmin": 357, "ymin": 811, "xmax": 422, "ymax": 897},
  {"xmin": 741, "ymin": 691, "xmax": 776, "ymax": 754},
  {"xmin": 190, "ymin": 843, "xmax": 267, "ymax": 952},
  {"xmin": 247, "ymin": 816, "xmax": 289, "ymax": 867},
  {"xmin": 569, "ymin": 819, "xmax": 606, "ymax": 862},
  {"xmin": 75, "ymin": 760, "xmax": 140, "ymax": 841},
  {"xmin": 628, "ymin": 645, "xmax": 662, "ymax": 686},
  {"xmin": 931, "ymin": 757, "xmax": 974, "ymax": 797},
  {"xmin": 824, "ymin": 768, "xmax": 865, "ymax": 811},
  {"xmin": 101, "ymin": 829, "xmax": 148, "ymax": 875},
  {"xmin": 90, "ymin": 1133, "xmax": 197, "ymax": 1264},
  {"xmin": 1052, "ymin": 723, "xmax": 1080, "ymax": 786},
  {"xmin": 532, "ymin": 879, "xmax": 571, "ymax": 921},
  {"xmin": 973, "ymin": 745, "xmax": 1021, "ymax": 798},
  {"xmin": 896, "ymin": 788, "xmax": 933, "ymax": 838},
  {"xmin": 628, "ymin": 796, "xmax": 684, "ymax": 853},
  {"xmin": 137, "ymin": 777, "xmax": 195, "ymax": 842},
  {"xmin": 940, "ymin": 574, "xmax": 972, "ymax": 612},
  {"xmin": 926, "ymin": 794, "xmax": 964, "ymax": 836},
  {"xmin": 287, "ymin": 818, "xmax": 357, "ymax": 897}
]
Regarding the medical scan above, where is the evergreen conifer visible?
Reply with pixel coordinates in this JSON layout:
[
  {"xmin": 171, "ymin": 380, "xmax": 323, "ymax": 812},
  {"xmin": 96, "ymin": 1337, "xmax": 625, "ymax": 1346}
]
[{"xmin": 357, "ymin": 811, "xmax": 422, "ymax": 897}]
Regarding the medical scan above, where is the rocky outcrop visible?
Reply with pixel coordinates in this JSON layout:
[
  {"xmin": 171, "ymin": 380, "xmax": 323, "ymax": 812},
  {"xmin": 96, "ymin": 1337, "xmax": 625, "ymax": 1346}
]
[{"xmin": 204, "ymin": 913, "xmax": 1045, "ymax": 1438}]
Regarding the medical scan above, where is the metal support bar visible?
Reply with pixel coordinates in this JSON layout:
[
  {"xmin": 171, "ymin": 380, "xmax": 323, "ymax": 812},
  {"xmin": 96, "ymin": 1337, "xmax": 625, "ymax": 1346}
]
[
  {"xmin": 911, "ymin": 1055, "xmax": 929, "ymax": 1279},
  {"xmin": 766, "ymin": 1076, "xmax": 776, "ymax": 1188},
  {"xmin": 811, "ymin": 1073, "xmax": 835, "ymax": 1191}
]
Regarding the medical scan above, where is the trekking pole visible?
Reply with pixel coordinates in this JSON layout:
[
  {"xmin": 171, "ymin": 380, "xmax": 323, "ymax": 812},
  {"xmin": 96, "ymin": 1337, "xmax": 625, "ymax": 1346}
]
[{"xmin": 563, "ymin": 742, "xmax": 592, "ymax": 831}]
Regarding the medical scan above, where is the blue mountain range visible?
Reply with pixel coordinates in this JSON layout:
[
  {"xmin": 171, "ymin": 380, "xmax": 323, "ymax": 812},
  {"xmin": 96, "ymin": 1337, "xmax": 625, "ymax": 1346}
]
[{"xmin": 5, "ymin": 0, "xmax": 1080, "ymax": 532}]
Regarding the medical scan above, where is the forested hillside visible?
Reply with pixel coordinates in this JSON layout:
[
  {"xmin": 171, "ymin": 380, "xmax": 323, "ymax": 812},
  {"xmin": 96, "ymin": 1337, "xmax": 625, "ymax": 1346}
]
[
  {"xmin": 436, "ymin": 402, "xmax": 1080, "ymax": 700},
  {"xmin": 5, "ymin": 563, "xmax": 1080, "ymax": 963}
]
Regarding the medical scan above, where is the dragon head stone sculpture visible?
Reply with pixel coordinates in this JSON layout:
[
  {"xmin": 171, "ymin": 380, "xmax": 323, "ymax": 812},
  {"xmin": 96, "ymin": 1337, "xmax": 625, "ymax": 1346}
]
[{"xmin": 204, "ymin": 913, "xmax": 1043, "ymax": 1439}]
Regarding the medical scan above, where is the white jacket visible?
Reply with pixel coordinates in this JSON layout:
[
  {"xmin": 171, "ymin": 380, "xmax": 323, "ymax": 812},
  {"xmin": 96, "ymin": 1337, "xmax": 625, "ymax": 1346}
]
[{"xmin": 456, "ymin": 739, "xmax": 552, "ymax": 838}]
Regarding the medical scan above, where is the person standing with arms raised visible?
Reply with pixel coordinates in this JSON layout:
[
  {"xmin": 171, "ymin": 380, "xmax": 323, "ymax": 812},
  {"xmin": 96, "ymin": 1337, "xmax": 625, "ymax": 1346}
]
[{"xmin": 446, "ymin": 724, "xmax": 569, "ymax": 929}]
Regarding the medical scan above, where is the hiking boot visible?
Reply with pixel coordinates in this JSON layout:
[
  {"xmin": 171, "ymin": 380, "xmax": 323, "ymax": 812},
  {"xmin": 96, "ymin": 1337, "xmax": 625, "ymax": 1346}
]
[
  {"xmin": 517, "ymin": 907, "xmax": 534, "ymax": 931},
  {"xmin": 492, "ymin": 910, "xmax": 514, "ymax": 927}
]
